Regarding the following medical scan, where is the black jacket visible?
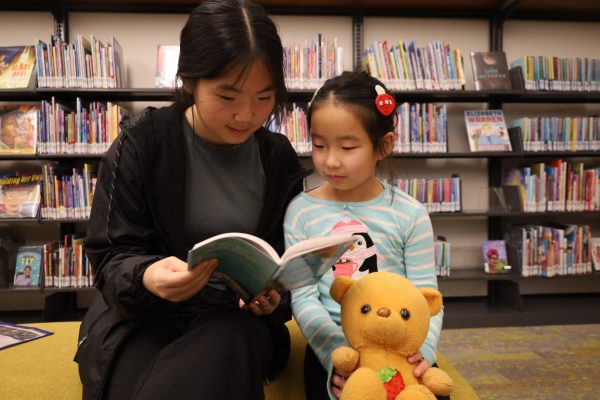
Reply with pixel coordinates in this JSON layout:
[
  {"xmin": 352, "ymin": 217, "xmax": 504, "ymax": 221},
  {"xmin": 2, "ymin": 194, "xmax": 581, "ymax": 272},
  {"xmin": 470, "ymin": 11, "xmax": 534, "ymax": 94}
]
[{"xmin": 75, "ymin": 104, "xmax": 307, "ymax": 400}]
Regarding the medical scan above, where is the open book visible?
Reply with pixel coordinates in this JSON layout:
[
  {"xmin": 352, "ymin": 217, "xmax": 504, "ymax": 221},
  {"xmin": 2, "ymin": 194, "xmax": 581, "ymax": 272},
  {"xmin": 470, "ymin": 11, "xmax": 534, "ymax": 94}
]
[{"xmin": 187, "ymin": 232, "xmax": 356, "ymax": 302}]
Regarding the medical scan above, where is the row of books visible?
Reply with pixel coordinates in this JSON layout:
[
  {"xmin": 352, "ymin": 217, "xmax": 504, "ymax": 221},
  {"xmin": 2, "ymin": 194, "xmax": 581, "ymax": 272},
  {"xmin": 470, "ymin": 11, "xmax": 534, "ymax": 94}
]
[
  {"xmin": 361, "ymin": 40, "xmax": 466, "ymax": 91},
  {"xmin": 0, "ymin": 101, "xmax": 130, "ymax": 156},
  {"xmin": 504, "ymin": 161, "xmax": 600, "ymax": 213},
  {"xmin": 283, "ymin": 35, "xmax": 343, "ymax": 89},
  {"xmin": 0, "ymin": 166, "xmax": 98, "ymax": 220},
  {"xmin": 504, "ymin": 224, "xmax": 596, "ymax": 277},
  {"xmin": 511, "ymin": 56, "xmax": 600, "ymax": 92},
  {"xmin": 41, "ymin": 164, "xmax": 97, "ymax": 220},
  {"xmin": 40, "ymin": 98, "xmax": 130, "ymax": 154},
  {"xmin": 10, "ymin": 236, "xmax": 92, "ymax": 289},
  {"xmin": 35, "ymin": 35, "xmax": 125, "ymax": 89},
  {"xmin": 511, "ymin": 116, "xmax": 600, "ymax": 152},
  {"xmin": 395, "ymin": 103, "xmax": 447, "ymax": 154},
  {"xmin": 267, "ymin": 102, "xmax": 448, "ymax": 155},
  {"xmin": 267, "ymin": 103, "xmax": 310, "ymax": 154},
  {"xmin": 391, "ymin": 175, "xmax": 462, "ymax": 213}
]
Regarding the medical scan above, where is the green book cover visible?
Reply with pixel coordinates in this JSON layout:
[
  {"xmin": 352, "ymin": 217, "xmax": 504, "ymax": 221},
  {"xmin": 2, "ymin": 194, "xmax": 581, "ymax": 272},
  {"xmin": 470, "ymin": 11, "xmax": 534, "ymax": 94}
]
[{"xmin": 187, "ymin": 232, "xmax": 356, "ymax": 302}]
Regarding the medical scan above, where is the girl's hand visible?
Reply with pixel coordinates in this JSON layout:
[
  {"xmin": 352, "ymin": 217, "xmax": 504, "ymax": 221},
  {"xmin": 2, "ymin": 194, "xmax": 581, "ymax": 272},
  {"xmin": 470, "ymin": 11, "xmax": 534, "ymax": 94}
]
[
  {"xmin": 242, "ymin": 288, "xmax": 280, "ymax": 316},
  {"xmin": 142, "ymin": 256, "xmax": 218, "ymax": 302},
  {"xmin": 408, "ymin": 351, "xmax": 431, "ymax": 378},
  {"xmin": 331, "ymin": 368, "xmax": 351, "ymax": 399}
]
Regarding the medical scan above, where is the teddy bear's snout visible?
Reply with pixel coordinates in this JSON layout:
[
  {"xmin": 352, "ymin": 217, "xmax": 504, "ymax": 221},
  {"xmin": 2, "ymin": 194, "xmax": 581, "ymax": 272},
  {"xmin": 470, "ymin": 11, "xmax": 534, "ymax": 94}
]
[{"xmin": 377, "ymin": 307, "xmax": 391, "ymax": 318}]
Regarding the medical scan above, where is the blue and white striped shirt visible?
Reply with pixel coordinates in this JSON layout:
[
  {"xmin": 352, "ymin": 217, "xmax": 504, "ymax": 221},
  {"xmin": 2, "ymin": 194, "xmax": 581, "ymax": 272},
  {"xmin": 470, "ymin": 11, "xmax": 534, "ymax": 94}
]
[{"xmin": 284, "ymin": 180, "xmax": 443, "ymax": 389}]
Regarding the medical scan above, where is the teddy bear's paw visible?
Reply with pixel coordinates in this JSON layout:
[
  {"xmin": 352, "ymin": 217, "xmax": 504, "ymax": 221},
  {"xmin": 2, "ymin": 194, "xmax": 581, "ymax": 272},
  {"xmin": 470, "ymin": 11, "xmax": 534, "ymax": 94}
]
[
  {"xmin": 421, "ymin": 367, "xmax": 454, "ymax": 396},
  {"xmin": 340, "ymin": 368, "xmax": 386, "ymax": 400},
  {"xmin": 395, "ymin": 384, "xmax": 436, "ymax": 400},
  {"xmin": 332, "ymin": 346, "xmax": 360, "ymax": 373}
]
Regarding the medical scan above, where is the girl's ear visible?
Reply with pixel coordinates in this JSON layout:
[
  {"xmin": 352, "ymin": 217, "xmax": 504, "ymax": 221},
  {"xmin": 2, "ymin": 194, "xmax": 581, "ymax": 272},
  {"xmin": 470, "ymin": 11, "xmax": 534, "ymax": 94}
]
[{"xmin": 377, "ymin": 132, "xmax": 395, "ymax": 160}]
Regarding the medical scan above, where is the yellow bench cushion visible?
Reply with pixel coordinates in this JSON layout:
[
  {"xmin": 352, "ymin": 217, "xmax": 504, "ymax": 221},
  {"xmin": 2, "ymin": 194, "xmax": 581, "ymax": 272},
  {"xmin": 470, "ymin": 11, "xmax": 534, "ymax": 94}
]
[{"xmin": 0, "ymin": 321, "xmax": 478, "ymax": 400}]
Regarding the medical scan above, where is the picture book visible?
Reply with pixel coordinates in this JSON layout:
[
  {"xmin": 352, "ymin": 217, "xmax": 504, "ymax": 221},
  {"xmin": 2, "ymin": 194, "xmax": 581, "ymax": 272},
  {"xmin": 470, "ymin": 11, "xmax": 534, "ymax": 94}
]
[
  {"xmin": 0, "ymin": 46, "xmax": 36, "ymax": 89},
  {"xmin": 0, "ymin": 172, "xmax": 42, "ymax": 218},
  {"xmin": 12, "ymin": 245, "xmax": 44, "ymax": 288},
  {"xmin": 154, "ymin": 45, "xmax": 180, "ymax": 88},
  {"xmin": 187, "ymin": 232, "xmax": 357, "ymax": 302},
  {"xmin": 483, "ymin": 240, "xmax": 511, "ymax": 274},
  {"xmin": 0, "ymin": 104, "xmax": 39, "ymax": 155},
  {"xmin": 464, "ymin": 110, "xmax": 512, "ymax": 152},
  {"xmin": 470, "ymin": 51, "xmax": 512, "ymax": 90},
  {"xmin": 592, "ymin": 238, "xmax": 600, "ymax": 272},
  {"xmin": 0, "ymin": 321, "xmax": 53, "ymax": 350}
]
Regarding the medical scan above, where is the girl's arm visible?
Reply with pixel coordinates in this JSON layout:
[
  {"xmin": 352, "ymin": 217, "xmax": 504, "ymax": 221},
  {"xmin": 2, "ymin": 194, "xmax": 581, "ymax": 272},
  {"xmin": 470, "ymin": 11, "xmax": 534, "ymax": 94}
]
[
  {"xmin": 403, "ymin": 205, "xmax": 443, "ymax": 365},
  {"xmin": 284, "ymin": 202, "xmax": 347, "ymax": 397}
]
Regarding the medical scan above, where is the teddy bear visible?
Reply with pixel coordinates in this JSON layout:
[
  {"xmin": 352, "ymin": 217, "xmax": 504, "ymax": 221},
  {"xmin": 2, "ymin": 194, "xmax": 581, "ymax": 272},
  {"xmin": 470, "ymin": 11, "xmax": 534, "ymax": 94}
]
[{"xmin": 330, "ymin": 271, "xmax": 454, "ymax": 400}]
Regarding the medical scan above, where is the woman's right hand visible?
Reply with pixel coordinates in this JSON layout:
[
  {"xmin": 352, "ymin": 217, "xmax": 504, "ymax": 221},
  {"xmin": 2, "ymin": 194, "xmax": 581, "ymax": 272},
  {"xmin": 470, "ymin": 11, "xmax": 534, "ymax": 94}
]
[{"xmin": 142, "ymin": 256, "xmax": 218, "ymax": 302}]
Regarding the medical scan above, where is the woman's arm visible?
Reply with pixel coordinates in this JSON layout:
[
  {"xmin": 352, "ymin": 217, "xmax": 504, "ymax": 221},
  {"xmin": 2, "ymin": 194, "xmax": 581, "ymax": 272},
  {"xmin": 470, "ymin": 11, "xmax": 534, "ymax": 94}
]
[{"xmin": 85, "ymin": 130, "xmax": 174, "ymax": 319}]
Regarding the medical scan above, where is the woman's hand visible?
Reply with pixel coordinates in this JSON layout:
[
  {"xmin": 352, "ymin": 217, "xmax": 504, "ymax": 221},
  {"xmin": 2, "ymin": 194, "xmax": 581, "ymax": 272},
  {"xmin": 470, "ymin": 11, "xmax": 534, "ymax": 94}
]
[
  {"xmin": 142, "ymin": 256, "xmax": 218, "ymax": 302},
  {"xmin": 331, "ymin": 368, "xmax": 351, "ymax": 399},
  {"xmin": 240, "ymin": 288, "xmax": 281, "ymax": 316},
  {"xmin": 408, "ymin": 351, "xmax": 431, "ymax": 378}
]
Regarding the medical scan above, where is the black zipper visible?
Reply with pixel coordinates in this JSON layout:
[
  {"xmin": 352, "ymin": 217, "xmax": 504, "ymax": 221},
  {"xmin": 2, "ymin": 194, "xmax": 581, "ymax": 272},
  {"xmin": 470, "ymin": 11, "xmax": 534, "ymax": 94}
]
[{"xmin": 77, "ymin": 308, "xmax": 109, "ymax": 348}]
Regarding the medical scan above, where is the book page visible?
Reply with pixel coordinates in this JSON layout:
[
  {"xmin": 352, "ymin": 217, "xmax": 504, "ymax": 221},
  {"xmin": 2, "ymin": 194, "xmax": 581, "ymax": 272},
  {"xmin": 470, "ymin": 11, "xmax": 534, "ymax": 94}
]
[
  {"xmin": 281, "ymin": 233, "xmax": 356, "ymax": 264},
  {"xmin": 272, "ymin": 235, "xmax": 356, "ymax": 291},
  {"xmin": 188, "ymin": 235, "xmax": 280, "ymax": 300}
]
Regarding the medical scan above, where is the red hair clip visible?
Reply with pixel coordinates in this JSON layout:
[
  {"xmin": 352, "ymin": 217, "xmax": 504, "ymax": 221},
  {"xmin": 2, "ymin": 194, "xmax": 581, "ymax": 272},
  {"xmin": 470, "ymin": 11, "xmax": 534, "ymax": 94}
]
[{"xmin": 374, "ymin": 85, "xmax": 395, "ymax": 116}]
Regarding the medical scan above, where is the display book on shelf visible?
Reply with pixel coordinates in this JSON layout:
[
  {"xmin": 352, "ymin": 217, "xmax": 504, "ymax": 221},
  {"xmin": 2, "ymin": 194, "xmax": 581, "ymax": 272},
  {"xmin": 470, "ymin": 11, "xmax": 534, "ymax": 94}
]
[{"xmin": 0, "ymin": 45, "xmax": 36, "ymax": 89}]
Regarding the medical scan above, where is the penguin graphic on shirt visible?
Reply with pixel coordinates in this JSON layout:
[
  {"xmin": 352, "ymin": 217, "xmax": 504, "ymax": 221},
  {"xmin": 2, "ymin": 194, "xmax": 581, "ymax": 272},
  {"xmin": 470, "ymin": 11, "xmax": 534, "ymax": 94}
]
[{"xmin": 330, "ymin": 218, "xmax": 378, "ymax": 279}]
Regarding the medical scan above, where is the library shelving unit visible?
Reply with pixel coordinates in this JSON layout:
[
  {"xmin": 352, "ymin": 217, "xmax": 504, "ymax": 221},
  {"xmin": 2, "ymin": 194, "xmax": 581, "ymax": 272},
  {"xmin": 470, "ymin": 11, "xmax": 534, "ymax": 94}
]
[{"xmin": 1, "ymin": 0, "xmax": 599, "ymax": 326}]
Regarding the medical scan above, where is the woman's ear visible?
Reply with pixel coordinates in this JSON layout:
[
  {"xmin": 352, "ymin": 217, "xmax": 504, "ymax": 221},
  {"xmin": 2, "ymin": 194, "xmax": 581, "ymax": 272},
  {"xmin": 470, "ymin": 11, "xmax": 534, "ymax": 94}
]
[
  {"xmin": 182, "ymin": 78, "xmax": 195, "ymax": 94},
  {"xmin": 378, "ymin": 132, "xmax": 395, "ymax": 160}
]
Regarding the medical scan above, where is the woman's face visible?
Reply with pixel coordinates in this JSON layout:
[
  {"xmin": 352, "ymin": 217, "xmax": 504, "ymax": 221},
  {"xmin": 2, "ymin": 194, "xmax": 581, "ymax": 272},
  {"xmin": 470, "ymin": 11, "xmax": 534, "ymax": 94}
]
[{"xmin": 190, "ymin": 59, "xmax": 275, "ymax": 146}]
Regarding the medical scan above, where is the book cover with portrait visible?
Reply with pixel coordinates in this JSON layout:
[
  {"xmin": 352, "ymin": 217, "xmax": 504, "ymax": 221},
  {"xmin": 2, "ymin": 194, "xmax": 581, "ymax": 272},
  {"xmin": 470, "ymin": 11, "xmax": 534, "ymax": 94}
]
[
  {"xmin": 0, "ymin": 104, "xmax": 39, "ymax": 155},
  {"xmin": 483, "ymin": 240, "xmax": 511, "ymax": 274},
  {"xmin": 13, "ymin": 245, "xmax": 44, "ymax": 288},
  {"xmin": 0, "ymin": 172, "xmax": 42, "ymax": 218}
]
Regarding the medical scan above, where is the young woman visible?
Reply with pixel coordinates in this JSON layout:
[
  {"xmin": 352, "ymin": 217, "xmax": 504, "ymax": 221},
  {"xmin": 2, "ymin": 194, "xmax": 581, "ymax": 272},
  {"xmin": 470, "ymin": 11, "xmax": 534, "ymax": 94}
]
[
  {"xmin": 75, "ymin": 1, "xmax": 307, "ymax": 399},
  {"xmin": 284, "ymin": 71, "xmax": 446, "ymax": 400}
]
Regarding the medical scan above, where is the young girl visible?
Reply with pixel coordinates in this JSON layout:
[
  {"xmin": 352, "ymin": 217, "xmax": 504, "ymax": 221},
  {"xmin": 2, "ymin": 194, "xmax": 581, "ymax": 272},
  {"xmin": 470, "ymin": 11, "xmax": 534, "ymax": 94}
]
[
  {"xmin": 75, "ymin": 1, "xmax": 306, "ymax": 399},
  {"xmin": 284, "ymin": 71, "xmax": 445, "ymax": 400}
]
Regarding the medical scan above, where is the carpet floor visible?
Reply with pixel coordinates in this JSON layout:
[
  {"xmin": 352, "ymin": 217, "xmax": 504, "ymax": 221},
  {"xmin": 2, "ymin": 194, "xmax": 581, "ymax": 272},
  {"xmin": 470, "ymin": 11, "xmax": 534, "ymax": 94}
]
[{"xmin": 438, "ymin": 324, "xmax": 600, "ymax": 400}]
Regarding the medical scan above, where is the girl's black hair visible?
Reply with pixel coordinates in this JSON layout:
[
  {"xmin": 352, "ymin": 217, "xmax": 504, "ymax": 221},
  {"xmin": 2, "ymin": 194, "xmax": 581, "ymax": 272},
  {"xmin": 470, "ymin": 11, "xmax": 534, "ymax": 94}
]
[
  {"xmin": 307, "ymin": 71, "xmax": 396, "ymax": 153},
  {"xmin": 175, "ymin": 0, "xmax": 287, "ymax": 111}
]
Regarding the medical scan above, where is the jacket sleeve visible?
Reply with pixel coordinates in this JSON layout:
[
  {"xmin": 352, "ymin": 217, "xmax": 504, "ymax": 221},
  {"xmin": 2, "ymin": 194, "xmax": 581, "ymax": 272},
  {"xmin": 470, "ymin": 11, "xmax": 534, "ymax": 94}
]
[{"xmin": 85, "ymin": 128, "xmax": 175, "ymax": 320}]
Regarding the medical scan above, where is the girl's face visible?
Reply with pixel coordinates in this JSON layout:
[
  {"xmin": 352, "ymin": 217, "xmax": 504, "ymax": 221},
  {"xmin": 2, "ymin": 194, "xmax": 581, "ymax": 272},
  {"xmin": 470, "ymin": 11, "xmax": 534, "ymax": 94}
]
[
  {"xmin": 190, "ymin": 59, "xmax": 275, "ymax": 146},
  {"xmin": 311, "ymin": 103, "xmax": 392, "ymax": 202}
]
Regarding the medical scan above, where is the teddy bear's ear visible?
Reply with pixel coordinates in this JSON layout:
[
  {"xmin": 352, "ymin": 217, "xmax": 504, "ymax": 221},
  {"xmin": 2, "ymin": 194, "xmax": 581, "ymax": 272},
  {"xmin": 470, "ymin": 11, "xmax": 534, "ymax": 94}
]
[
  {"xmin": 420, "ymin": 288, "xmax": 443, "ymax": 316},
  {"xmin": 330, "ymin": 276, "xmax": 355, "ymax": 304}
]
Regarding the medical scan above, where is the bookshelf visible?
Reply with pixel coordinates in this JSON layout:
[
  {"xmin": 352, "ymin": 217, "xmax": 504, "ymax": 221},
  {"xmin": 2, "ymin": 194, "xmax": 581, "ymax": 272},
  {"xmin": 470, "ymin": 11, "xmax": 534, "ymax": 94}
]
[{"xmin": 1, "ymin": 0, "xmax": 599, "ymax": 325}]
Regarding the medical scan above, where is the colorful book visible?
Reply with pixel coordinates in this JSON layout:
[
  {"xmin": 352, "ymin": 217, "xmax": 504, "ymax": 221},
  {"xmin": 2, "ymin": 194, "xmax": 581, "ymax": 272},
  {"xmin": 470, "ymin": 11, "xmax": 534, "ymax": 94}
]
[
  {"xmin": 0, "ymin": 104, "xmax": 39, "ymax": 155},
  {"xmin": 154, "ymin": 45, "xmax": 180, "ymax": 88},
  {"xmin": 187, "ymin": 232, "xmax": 356, "ymax": 302},
  {"xmin": 0, "ymin": 46, "xmax": 36, "ymax": 89},
  {"xmin": 470, "ymin": 51, "xmax": 512, "ymax": 90},
  {"xmin": 13, "ymin": 245, "xmax": 44, "ymax": 288},
  {"xmin": 0, "ymin": 172, "xmax": 42, "ymax": 218},
  {"xmin": 590, "ymin": 238, "xmax": 600, "ymax": 272},
  {"xmin": 483, "ymin": 240, "xmax": 511, "ymax": 274},
  {"xmin": 464, "ymin": 110, "xmax": 512, "ymax": 152}
]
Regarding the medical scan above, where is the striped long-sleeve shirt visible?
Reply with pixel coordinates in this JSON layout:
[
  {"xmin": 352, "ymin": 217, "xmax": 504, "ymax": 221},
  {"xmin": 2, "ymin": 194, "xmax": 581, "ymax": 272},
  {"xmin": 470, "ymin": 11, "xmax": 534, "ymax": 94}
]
[{"xmin": 284, "ymin": 180, "xmax": 443, "ymax": 396}]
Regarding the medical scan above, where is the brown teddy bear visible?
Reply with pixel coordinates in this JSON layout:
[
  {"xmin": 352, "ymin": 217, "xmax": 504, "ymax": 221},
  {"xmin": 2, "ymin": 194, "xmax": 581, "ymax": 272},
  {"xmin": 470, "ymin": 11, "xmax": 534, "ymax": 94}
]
[{"xmin": 330, "ymin": 271, "xmax": 454, "ymax": 400}]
